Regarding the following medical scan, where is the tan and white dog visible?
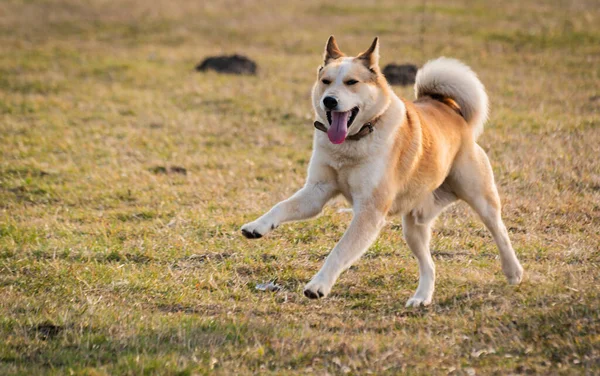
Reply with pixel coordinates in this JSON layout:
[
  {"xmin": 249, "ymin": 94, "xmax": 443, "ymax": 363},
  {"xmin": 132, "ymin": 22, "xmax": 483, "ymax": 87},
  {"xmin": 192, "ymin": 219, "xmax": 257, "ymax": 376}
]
[{"xmin": 241, "ymin": 36, "xmax": 524, "ymax": 307}]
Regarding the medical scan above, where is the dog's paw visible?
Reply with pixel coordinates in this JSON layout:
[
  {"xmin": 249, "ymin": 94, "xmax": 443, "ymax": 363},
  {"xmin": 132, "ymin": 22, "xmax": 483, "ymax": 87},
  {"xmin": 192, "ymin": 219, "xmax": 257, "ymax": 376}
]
[
  {"xmin": 303, "ymin": 275, "xmax": 332, "ymax": 299},
  {"xmin": 405, "ymin": 296, "xmax": 432, "ymax": 308},
  {"xmin": 504, "ymin": 263, "xmax": 524, "ymax": 285},
  {"xmin": 241, "ymin": 219, "xmax": 276, "ymax": 239}
]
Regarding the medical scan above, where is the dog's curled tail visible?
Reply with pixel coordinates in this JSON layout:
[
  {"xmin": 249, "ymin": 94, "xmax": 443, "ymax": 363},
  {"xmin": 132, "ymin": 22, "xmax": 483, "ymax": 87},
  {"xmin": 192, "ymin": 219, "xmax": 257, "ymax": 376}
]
[{"xmin": 415, "ymin": 57, "xmax": 489, "ymax": 139}]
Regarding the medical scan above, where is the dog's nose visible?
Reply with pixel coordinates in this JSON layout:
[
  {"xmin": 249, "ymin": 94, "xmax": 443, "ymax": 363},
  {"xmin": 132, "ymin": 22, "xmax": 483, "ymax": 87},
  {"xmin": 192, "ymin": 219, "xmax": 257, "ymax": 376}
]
[{"xmin": 323, "ymin": 96, "xmax": 338, "ymax": 110}]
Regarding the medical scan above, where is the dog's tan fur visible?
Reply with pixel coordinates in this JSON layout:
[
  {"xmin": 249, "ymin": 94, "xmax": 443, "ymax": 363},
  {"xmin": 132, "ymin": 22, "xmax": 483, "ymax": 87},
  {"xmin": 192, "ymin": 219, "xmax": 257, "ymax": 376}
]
[{"xmin": 242, "ymin": 36, "xmax": 523, "ymax": 306}]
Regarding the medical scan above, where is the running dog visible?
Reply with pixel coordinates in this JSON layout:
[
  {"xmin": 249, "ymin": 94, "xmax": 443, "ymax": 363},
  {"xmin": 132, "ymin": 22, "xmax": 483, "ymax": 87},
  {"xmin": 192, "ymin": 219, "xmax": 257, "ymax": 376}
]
[{"xmin": 241, "ymin": 36, "xmax": 524, "ymax": 307}]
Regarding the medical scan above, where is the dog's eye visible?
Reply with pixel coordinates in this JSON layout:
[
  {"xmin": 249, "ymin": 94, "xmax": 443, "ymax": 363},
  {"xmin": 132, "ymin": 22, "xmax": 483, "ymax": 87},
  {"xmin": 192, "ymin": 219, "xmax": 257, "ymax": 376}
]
[
  {"xmin": 345, "ymin": 79, "xmax": 359, "ymax": 86},
  {"xmin": 321, "ymin": 79, "xmax": 331, "ymax": 85}
]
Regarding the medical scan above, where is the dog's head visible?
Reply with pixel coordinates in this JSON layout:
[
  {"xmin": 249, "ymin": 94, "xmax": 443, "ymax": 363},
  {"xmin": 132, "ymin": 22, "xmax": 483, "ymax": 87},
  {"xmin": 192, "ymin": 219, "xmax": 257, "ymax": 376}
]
[{"xmin": 312, "ymin": 36, "xmax": 391, "ymax": 144}]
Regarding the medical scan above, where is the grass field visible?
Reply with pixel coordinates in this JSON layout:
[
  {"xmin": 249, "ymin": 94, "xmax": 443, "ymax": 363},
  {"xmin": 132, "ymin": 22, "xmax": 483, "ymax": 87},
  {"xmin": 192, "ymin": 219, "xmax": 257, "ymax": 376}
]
[{"xmin": 1, "ymin": 0, "xmax": 599, "ymax": 374}]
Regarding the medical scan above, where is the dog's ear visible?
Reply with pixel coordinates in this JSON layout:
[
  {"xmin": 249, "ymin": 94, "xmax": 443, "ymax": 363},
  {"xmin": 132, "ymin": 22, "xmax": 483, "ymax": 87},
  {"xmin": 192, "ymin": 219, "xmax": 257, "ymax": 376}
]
[
  {"xmin": 357, "ymin": 37, "xmax": 380, "ymax": 71},
  {"xmin": 323, "ymin": 35, "xmax": 344, "ymax": 64}
]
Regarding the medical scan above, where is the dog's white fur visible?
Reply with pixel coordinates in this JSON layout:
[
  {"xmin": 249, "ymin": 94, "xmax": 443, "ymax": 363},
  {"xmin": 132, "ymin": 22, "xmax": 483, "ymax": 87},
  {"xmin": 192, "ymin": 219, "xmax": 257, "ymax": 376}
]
[{"xmin": 242, "ymin": 37, "xmax": 523, "ymax": 307}]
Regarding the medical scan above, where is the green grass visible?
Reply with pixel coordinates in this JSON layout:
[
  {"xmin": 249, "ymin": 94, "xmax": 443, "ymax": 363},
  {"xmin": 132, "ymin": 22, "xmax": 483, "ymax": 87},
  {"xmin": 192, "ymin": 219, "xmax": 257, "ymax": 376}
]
[{"xmin": 0, "ymin": 0, "xmax": 599, "ymax": 374}]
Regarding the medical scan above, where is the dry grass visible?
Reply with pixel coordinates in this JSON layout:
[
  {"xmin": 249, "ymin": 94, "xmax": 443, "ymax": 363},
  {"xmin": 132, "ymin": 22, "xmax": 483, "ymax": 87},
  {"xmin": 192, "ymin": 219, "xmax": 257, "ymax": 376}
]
[{"xmin": 0, "ymin": 0, "xmax": 599, "ymax": 374}]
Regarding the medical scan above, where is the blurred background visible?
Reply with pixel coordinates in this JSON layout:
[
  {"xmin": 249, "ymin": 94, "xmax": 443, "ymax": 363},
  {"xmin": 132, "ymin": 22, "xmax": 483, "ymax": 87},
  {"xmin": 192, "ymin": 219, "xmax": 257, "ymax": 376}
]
[{"xmin": 0, "ymin": 0, "xmax": 598, "ymax": 374}]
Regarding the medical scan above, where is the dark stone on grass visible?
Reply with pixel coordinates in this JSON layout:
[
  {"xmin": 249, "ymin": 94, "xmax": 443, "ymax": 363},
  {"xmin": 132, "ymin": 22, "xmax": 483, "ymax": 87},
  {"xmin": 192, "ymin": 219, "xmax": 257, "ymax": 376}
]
[
  {"xmin": 256, "ymin": 281, "xmax": 282, "ymax": 292},
  {"xmin": 382, "ymin": 63, "xmax": 418, "ymax": 86},
  {"xmin": 196, "ymin": 54, "xmax": 257, "ymax": 75}
]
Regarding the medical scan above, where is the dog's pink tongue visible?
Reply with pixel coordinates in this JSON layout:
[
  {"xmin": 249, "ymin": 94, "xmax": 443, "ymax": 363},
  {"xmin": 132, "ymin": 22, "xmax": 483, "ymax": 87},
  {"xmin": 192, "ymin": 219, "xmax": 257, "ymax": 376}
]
[{"xmin": 327, "ymin": 111, "xmax": 350, "ymax": 144}]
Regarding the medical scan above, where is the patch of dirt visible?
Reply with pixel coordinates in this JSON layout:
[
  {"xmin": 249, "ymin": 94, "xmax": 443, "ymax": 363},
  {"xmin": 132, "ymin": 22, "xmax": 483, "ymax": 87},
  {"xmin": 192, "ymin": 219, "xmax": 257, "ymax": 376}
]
[
  {"xmin": 173, "ymin": 252, "xmax": 233, "ymax": 269},
  {"xmin": 124, "ymin": 253, "xmax": 153, "ymax": 264},
  {"xmin": 149, "ymin": 165, "xmax": 187, "ymax": 175},
  {"xmin": 156, "ymin": 303, "xmax": 200, "ymax": 314},
  {"xmin": 155, "ymin": 303, "xmax": 225, "ymax": 316},
  {"xmin": 431, "ymin": 250, "xmax": 472, "ymax": 259},
  {"xmin": 382, "ymin": 63, "xmax": 418, "ymax": 86},
  {"xmin": 3, "ymin": 167, "xmax": 52, "ymax": 177},
  {"xmin": 395, "ymin": 308, "xmax": 431, "ymax": 318},
  {"xmin": 31, "ymin": 322, "xmax": 65, "ymax": 340},
  {"xmin": 195, "ymin": 54, "xmax": 257, "ymax": 75},
  {"xmin": 508, "ymin": 226, "xmax": 527, "ymax": 234},
  {"xmin": 6, "ymin": 185, "xmax": 55, "ymax": 205},
  {"xmin": 169, "ymin": 166, "xmax": 187, "ymax": 175}
]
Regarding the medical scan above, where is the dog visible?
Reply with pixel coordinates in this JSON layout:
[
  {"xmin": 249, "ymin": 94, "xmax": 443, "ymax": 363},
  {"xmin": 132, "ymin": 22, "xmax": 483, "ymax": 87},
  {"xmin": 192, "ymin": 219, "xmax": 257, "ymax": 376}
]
[{"xmin": 241, "ymin": 36, "xmax": 524, "ymax": 307}]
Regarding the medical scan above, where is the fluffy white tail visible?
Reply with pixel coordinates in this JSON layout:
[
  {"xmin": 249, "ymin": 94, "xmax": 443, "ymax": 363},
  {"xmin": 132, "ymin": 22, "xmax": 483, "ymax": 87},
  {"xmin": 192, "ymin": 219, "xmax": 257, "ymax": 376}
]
[{"xmin": 415, "ymin": 57, "xmax": 489, "ymax": 139}]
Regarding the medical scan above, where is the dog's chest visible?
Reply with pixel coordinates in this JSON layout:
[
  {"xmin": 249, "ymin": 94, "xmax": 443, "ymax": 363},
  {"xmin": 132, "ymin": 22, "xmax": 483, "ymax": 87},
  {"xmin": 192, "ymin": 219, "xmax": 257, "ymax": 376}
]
[
  {"xmin": 313, "ymin": 132, "xmax": 392, "ymax": 204},
  {"xmin": 327, "ymin": 147, "xmax": 389, "ymax": 204}
]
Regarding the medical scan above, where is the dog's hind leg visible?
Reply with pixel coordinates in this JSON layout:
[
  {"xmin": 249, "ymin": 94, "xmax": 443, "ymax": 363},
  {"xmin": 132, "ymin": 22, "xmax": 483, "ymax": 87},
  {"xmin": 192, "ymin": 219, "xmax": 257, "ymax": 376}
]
[
  {"xmin": 404, "ymin": 185, "xmax": 457, "ymax": 307},
  {"xmin": 450, "ymin": 144, "xmax": 524, "ymax": 284}
]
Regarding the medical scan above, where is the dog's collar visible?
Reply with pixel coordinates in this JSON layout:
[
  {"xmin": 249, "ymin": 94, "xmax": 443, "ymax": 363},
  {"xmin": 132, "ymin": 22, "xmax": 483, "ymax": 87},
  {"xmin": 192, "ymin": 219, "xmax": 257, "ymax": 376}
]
[{"xmin": 313, "ymin": 120, "xmax": 375, "ymax": 141}]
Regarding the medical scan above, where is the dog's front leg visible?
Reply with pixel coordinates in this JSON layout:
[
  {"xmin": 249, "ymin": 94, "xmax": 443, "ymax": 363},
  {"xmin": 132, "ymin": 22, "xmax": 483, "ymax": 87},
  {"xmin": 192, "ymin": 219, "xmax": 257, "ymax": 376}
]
[
  {"xmin": 304, "ymin": 204, "xmax": 387, "ymax": 298},
  {"xmin": 241, "ymin": 181, "xmax": 337, "ymax": 239}
]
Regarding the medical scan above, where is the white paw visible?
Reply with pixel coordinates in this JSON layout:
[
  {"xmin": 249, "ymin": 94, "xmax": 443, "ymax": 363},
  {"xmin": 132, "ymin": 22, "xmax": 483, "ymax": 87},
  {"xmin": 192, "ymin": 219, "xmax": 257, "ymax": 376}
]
[
  {"xmin": 303, "ymin": 274, "xmax": 332, "ymax": 299},
  {"xmin": 405, "ymin": 295, "xmax": 432, "ymax": 308},
  {"xmin": 241, "ymin": 218, "xmax": 276, "ymax": 239},
  {"xmin": 504, "ymin": 262, "xmax": 524, "ymax": 285}
]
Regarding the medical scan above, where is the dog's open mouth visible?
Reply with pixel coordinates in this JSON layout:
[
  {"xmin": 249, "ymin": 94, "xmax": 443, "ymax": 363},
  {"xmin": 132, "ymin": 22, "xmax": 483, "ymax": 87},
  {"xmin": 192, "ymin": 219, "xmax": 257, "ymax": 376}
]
[{"xmin": 326, "ymin": 107, "xmax": 359, "ymax": 144}]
